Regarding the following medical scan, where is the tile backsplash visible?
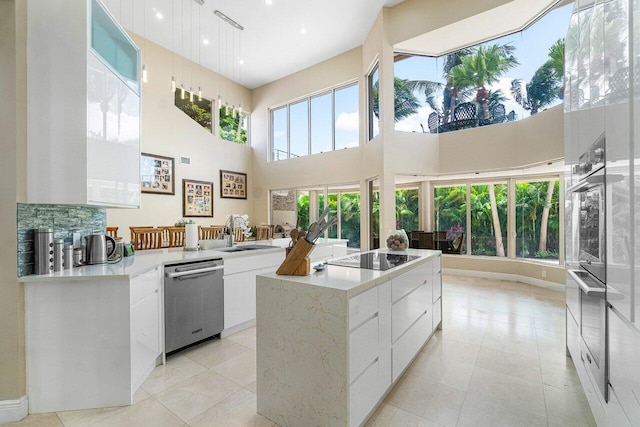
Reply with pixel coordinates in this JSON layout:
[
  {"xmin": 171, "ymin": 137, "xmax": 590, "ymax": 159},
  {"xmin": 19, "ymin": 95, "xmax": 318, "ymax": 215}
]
[{"xmin": 17, "ymin": 203, "xmax": 106, "ymax": 277}]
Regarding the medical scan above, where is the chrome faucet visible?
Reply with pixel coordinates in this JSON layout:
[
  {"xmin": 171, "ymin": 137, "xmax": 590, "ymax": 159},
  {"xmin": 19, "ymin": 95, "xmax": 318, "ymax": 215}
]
[{"xmin": 225, "ymin": 215, "xmax": 235, "ymax": 247}]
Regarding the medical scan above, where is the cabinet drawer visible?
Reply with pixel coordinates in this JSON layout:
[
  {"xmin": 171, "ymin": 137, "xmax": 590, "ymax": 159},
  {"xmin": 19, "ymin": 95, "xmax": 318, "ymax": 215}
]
[
  {"xmin": 433, "ymin": 298, "xmax": 441, "ymax": 330},
  {"xmin": 350, "ymin": 286, "xmax": 378, "ymax": 330},
  {"xmin": 350, "ymin": 315, "xmax": 378, "ymax": 381},
  {"xmin": 131, "ymin": 267, "xmax": 159, "ymax": 306},
  {"xmin": 432, "ymin": 256, "xmax": 441, "ymax": 273},
  {"xmin": 392, "ymin": 284, "xmax": 429, "ymax": 343},
  {"xmin": 350, "ymin": 358, "xmax": 380, "ymax": 427},
  {"xmin": 432, "ymin": 272, "xmax": 441, "ymax": 303},
  {"xmin": 391, "ymin": 262, "xmax": 431, "ymax": 304},
  {"xmin": 392, "ymin": 312, "xmax": 431, "ymax": 382}
]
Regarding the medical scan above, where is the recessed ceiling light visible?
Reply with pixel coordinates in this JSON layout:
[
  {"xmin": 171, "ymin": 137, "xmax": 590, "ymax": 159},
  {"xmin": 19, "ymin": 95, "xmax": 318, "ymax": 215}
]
[
  {"xmin": 265, "ymin": 0, "xmax": 273, "ymax": 4},
  {"xmin": 155, "ymin": 11, "xmax": 163, "ymax": 20},
  {"xmin": 203, "ymin": 39, "xmax": 209, "ymax": 45},
  {"xmin": 239, "ymin": 59, "xmax": 244, "ymax": 65},
  {"xmin": 300, "ymin": 26, "xmax": 307, "ymax": 35}
]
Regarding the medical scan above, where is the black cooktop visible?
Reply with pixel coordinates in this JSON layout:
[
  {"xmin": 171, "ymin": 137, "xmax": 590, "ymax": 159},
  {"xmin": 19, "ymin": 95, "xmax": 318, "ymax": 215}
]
[{"xmin": 327, "ymin": 252, "xmax": 420, "ymax": 271}]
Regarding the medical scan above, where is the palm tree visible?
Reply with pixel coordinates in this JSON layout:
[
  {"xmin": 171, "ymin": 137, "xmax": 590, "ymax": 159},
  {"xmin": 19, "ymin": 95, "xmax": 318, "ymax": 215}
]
[
  {"xmin": 450, "ymin": 44, "xmax": 519, "ymax": 119},
  {"xmin": 373, "ymin": 78, "xmax": 428, "ymax": 123}
]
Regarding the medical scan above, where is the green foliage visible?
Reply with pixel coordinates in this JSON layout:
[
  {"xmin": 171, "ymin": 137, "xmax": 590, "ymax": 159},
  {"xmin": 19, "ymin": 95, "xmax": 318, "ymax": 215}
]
[
  {"xmin": 174, "ymin": 92, "xmax": 212, "ymax": 132},
  {"xmin": 219, "ymin": 110, "xmax": 248, "ymax": 145},
  {"xmin": 296, "ymin": 194, "xmax": 310, "ymax": 231},
  {"xmin": 396, "ymin": 189, "xmax": 419, "ymax": 232},
  {"xmin": 340, "ymin": 193, "xmax": 361, "ymax": 248},
  {"xmin": 516, "ymin": 181, "xmax": 560, "ymax": 259},
  {"xmin": 470, "ymin": 184, "xmax": 508, "ymax": 256}
]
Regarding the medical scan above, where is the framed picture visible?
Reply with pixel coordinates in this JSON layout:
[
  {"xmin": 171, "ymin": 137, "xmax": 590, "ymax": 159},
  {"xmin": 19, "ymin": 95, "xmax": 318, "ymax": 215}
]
[
  {"xmin": 182, "ymin": 179, "xmax": 213, "ymax": 217},
  {"xmin": 220, "ymin": 170, "xmax": 247, "ymax": 200},
  {"xmin": 140, "ymin": 153, "xmax": 175, "ymax": 195}
]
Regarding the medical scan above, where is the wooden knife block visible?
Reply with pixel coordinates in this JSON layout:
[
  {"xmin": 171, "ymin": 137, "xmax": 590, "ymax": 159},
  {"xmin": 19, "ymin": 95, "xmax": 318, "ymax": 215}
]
[{"xmin": 276, "ymin": 239, "xmax": 314, "ymax": 276}]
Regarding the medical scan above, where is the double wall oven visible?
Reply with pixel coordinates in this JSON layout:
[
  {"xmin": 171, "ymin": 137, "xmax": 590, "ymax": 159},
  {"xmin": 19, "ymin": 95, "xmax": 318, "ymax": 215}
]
[{"xmin": 567, "ymin": 133, "xmax": 608, "ymax": 401}]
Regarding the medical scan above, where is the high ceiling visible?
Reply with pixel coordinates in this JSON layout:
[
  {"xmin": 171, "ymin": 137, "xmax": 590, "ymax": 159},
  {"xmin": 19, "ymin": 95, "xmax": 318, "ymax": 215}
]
[{"xmin": 101, "ymin": 0, "xmax": 404, "ymax": 89}]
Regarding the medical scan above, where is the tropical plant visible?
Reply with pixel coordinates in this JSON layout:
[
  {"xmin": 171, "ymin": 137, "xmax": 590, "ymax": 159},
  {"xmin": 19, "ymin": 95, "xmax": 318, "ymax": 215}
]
[
  {"xmin": 449, "ymin": 44, "xmax": 519, "ymax": 119},
  {"xmin": 296, "ymin": 194, "xmax": 310, "ymax": 231},
  {"xmin": 174, "ymin": 92, "xmax": 213, "ymax": 132},
  {"xmin": 395, "ymin": 189, "xmax": 419, "ymax": 232},
  {"xmin": 373, "ymin": 78, "xmax": 432, "ymax": 123},
  {"xmin": 219, "ymin": 110, "xmax": 248, "ymax": 144}
]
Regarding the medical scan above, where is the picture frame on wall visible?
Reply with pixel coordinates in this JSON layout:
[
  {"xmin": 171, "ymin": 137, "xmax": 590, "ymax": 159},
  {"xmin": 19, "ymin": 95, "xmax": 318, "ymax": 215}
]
[
  {"xmin": 182, "ymin": 179, "xmax": 214, "ymax": 217},
  {"xmin": 140, "ymin": 153, "xmax": 175, "ymax": 195},
  {"xmin": 220, "ymin": 170, "xmax": 247, "ymax": 200}
]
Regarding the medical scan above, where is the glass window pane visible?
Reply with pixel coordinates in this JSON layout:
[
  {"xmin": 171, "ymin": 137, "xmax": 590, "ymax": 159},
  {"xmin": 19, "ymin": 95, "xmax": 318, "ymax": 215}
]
[
  {"xmin": 395, "ymin": 189, "xmax": 419, "ymax": 232},
  {"xmin": 516, "ymin": 180, "xmax": 560, "ymax": 260},
  {"xmin": 327, "ymin": 194, "xmax": 338, "ymax": 238},
  {"xmin": 220, "ymin": 108, "xmax": 249, "ymax": 144},
  {"xmin": 311, "ymin": 93, "xmax": 332, "ymax": 154},
  {"xmin": 340, "ymin": 192, "xmax": 361, "ymax": 248},
  {"xmin": 369, "ymin": 66, "xmax": 380, "ymax": 140},
  {"xmin": 470, "ymin": 183, "xmax": 508, "ymax": 256},
  {"xmin": 433, "ymin": 185, "xmax": 467, "ymax": 252},
  {"xmin": 272, "ymin": 107, "xmax": 288, "ymax": 161},
  {"xmin": 296, "ymin": 191, "xmax": 310, "ymax": 231},
  {"xmin": 289, "ymin": 100, "xmax": 309, "ymax": 158},
  {"xmin": 175, "ymin": 90, "xmax": 213, "ymax": 133},
  {"xmin": 335, "ymin": 84, "xmax": 359, "ymax": 150}
]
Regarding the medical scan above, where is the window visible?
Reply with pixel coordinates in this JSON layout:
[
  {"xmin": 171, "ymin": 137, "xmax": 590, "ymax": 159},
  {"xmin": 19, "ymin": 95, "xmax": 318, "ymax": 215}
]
[
  {"xmin": 290, "ymin": 100, "xmax": 309, "ymax": 157},
  {"xmin": 393, "ymin": 4, "xmax": 573, "ymax": 134},
  {"xmin": 516, "ymin": 179, "xmax": 560, "ymax": 260},
  {"xmin": 340, "ymin": 192, "xmax": 361, "ymax": 248},
  {"xmin": 434, "ymin": 185, "xmax": 467, "ymax": 253},
  {"xmin": 270, "ymin": 82, "xmax": 359, "ymax": 161},
  {"xmin": 296, "ymin": 190, "xmax": 310, "ymax": 231},
  {"xmin": 470, "ymin": 183, "xmax": 508, "ymax": 256},
  {"xmin": 395, "ymin": 188, "xmax": 419, "ymax": 232},
  {"xmin": 368, "ymin": 64, "xmax": 379, "ymax": 140},
  {"xmin": 219, "ymin": 108, "xmax": 249, "ymax": 145},
  {"xmin": 174, "ymin": 90, "xmax": 213, "ymax": 133},
  {"xmin": 272, "ymin": 107, "xmax": 288, "ymax": 160}
]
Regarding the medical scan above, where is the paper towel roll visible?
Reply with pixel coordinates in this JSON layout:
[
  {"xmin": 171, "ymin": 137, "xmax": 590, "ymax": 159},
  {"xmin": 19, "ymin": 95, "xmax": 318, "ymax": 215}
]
[{"xmin": 185, "ymin": 223, "xmax": 199, "ymax": 249}]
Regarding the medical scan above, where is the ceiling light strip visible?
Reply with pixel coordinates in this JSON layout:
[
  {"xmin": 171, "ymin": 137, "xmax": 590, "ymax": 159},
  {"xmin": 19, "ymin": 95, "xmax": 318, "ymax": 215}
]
[{"xmin": 214, "ymin": 10, "xmax": 244, "ymax": 31}]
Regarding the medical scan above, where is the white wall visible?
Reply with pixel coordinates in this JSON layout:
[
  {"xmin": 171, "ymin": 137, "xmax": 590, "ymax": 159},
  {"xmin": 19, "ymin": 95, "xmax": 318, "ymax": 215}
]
[{"xmin": 107, "ymin": 34, "xmax": 254, "ymax": 238}]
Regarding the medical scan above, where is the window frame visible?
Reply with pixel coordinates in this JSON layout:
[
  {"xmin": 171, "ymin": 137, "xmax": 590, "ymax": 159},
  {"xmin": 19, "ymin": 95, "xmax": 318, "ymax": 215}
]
[
  {"xmin": 368, "ymin": 62, "xmax": 379, "ymax": 141},
  {"xmin": 269, "ymin": 80, "xmax": 359, "ymax": 161}
]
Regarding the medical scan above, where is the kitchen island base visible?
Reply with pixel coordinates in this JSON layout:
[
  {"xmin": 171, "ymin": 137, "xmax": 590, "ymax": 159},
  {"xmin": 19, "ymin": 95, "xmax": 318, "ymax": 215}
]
[{"xmin": 256, "ymin": 249, "xmax": 442, "ymax": 427}]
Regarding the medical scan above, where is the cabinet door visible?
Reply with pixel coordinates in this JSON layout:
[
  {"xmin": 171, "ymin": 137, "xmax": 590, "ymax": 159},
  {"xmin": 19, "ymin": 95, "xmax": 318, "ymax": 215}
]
[
  {"xmin": 87, "ymin": 52, "xmax": 140, "ymax": 208},
  {"xmin": 609, "ymin": 307, "xmax": 640, "ymax": 422},
  {"xmin": 224, "ymin": 266, "xmax": 276, "ymax": 329},
  {"xmin": 633, "ymin": 0, "xmax": 640, "ymax": 328},
  {"xmin": 130, "ymin": 267, "xmax": 161, "ymax": 390}
]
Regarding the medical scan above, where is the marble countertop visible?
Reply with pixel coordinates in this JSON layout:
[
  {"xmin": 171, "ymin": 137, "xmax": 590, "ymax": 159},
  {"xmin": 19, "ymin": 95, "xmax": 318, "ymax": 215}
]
[
  {"xmin": 258, "ymin": 248, "xmax": 441, "ymax": 297},
  {"xmin": 21, "ymin": 238, "xmax": 348, "ymax": 282}
]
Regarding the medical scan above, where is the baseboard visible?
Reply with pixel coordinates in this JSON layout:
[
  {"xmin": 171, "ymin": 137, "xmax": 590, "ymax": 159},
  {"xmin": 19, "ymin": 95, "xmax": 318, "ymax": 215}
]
[
  {"xmin": 443, "ymin": 268, "xmax": 565, "ymax": 292},
  {"xmin": 0, "ymin": 395, "xmax": 28, "ymax": 423},
  {"xmin": 221, "ymin": 319, "xmax": 256, "ymax": 338}
]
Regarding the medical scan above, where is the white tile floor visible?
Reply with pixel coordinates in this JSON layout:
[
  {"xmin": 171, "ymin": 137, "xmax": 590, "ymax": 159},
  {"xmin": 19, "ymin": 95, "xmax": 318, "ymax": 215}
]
[{"xmin": 9, "ymin": 275, "xmax": 595, "ymax": 427}]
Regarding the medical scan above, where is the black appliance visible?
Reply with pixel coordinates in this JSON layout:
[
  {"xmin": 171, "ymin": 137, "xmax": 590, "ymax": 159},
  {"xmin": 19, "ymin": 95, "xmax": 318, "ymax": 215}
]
[{"xmin": 327, "ymin": 251, "xmax": 420, "ymax": 271}]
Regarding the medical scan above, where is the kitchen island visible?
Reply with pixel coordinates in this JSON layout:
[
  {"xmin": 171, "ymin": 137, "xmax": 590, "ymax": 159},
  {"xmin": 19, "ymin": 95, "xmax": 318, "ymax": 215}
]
[
  {"xmin": 20, "ymin": 238, "xmax": 347, "ymax": 413},
  {"xmin": 256, "ymin": 248, "xmax": 442, "ymax": 427}
]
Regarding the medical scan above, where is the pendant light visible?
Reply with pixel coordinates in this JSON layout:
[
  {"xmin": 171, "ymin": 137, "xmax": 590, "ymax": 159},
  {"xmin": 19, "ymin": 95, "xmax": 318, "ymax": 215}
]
[
  {"xmin": 171, "ymin": 0, "xmax": 176, "ymax": 92},
  {"xmin": 214, "ymin": 10, "xmax": 244, "ymax": 116},
  {"xmin": 142, "ymin": 0, "xmax": 148, "ymax": 83}
]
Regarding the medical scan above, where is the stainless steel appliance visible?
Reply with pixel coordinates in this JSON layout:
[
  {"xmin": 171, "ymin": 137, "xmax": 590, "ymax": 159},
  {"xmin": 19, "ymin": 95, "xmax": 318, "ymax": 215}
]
[
  {"xmin": 327, "ymin": 251, "xmax": 420, "ymax": 271},
  {"xmin": 164, "ymin": 259, "xmax": 224, "ymax": 354},
  {"xmin": 34, "ymin": 228, "xmax": 54, "ymax": 275},
  {"xmin": 84, "ymin": 234, "xmax": 116, "ymax": 265},
  {"xmin": 567, "ymin": 133, "xmax": 609, "ymax": 402}
]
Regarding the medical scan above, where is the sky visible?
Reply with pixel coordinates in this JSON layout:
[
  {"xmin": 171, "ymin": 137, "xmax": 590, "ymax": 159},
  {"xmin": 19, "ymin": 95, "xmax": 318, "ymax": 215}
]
[{"xmin": 393, "ymin": 4, "xmax": 574, "ymax": 132}]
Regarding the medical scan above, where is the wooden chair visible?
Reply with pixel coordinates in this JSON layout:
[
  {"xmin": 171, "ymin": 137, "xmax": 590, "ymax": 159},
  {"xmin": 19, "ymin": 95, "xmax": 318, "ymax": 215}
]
[
  {"xmin": 234, "ymin": 227, "xmax": 245, "ymax": 243},
  {"xmin": 201, "ymin": 225, "xmax": 225, "ymax": 240},
  {"xmin": 157, "ymin": 226, "xmax": 172, "ymax": 248},
  {"xmin": 129, "ymin": 226, "xmax": 153, "ymax": 242},
  {"xmin": 132, "ymin": 228, "xmax": 163, "ymax": 250},
  {"xmin": 106, "ymin": 226, "xmax": 118, "ymax": 238},
  {"xmin": 255, "ymin": 225, "xmax": 273, "ymax": 240},
  {"xmin": 168, "ymin": 227, "xmax": 185, "ymax": 248},
  {"xmin": 418, "ymin": 232, "xmax": 435, "ymax": 250}
]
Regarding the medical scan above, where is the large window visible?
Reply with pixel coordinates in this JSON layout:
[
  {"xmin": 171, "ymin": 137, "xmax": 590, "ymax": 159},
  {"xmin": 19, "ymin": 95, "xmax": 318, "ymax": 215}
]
[
  {"xmin": 516, "ymin": 180, "xmax": 560, "ymax": 260},
  {"xmin": 434, "ymin": 185, "xmax": 467, "ymax": 253},
  {"xmin": 219, "ymin": 108, "xmax": 249, "ymax": 145},
  {"xmin": 174, "ymin": 90, "xmax": 213, "ymax": 133},
  {"xmin": 470, "ymin": 183, "xmax": 508, "ymax": 256},
  {"xmin": 270, "ymin": 82, "xmax": 359, "ymax": 161},
  {"xmin": 393, "ymin": 4, "xmax": 572, "ymax": 134},
  {"xmin": 368, "ymin": 64, "xmax": 379, "ymax": 140},
  {"xmin": 395, "ymin": 188, "xmax": 419, "ymax": 232},
  {"xmin": 340, "ymin": 192, "xmax": 361, "ymax": 248}
]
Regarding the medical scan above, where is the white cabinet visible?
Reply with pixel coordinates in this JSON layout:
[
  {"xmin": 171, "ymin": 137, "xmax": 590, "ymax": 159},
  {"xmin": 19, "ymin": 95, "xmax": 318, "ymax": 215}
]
[
  {"xmin": 130, "ymin": 267, "xmax": 162, "ymax": 392},
  {"xmin": 26, "ymin": 0, "xmax": 140, "ymax": 207},
  {"xmin": 224, "ymin": 251, "xmax": 285, "ymax": 332}
]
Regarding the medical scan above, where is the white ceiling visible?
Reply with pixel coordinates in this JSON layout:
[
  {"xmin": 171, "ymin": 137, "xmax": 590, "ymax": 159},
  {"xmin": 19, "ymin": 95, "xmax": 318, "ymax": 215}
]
[{"xmin": 101, "ymin": 0, "xmax": 404, "ymax": 89}]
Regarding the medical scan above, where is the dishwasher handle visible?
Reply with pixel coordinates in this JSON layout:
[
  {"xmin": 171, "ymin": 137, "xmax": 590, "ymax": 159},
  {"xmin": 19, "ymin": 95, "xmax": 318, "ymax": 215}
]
[{"xmin": 166, "ymin": 265, "xmax": 224, "ymax": 278}]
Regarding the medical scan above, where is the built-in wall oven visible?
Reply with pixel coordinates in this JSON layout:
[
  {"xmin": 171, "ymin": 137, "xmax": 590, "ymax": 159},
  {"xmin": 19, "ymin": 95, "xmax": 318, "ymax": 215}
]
[{"xmin": 567, "ymin": 133, "xmax": 608, "ymax": 402}]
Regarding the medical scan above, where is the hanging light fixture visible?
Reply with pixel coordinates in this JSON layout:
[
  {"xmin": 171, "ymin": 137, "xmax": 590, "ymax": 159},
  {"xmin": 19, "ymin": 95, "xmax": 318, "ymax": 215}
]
[
  {"xmin": 142, "ymin": 0, "xmax": 148, "ymax": 83},
  {"xmin": 171, "ymin": 0, "xmax": 176, "ymax": 92},
  {"xmin": 214, "ymin": 9, "xmax": 244, "ymax": 116}
]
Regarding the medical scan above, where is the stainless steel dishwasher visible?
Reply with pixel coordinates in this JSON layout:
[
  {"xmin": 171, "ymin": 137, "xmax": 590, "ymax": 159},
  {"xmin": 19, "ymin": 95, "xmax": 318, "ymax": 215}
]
[{"xmin": 164, "ymin": 259, "xmax": 224, "ymax": 354}]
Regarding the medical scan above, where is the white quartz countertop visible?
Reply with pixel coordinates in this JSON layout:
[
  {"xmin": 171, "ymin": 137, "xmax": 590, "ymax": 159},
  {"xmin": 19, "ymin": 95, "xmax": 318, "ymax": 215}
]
[
  {"xmin": 21, "ymin": 238, "xmax": 348, "ymax": 282},
  {"xmin": 258, "ymin": 248, "xmax": 441, "ymax": 297}
]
